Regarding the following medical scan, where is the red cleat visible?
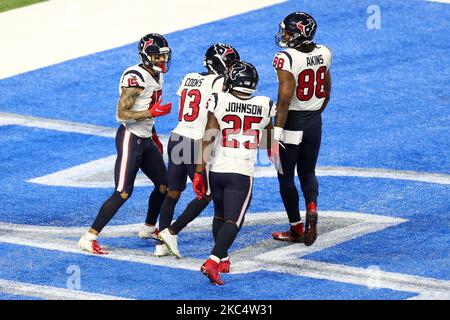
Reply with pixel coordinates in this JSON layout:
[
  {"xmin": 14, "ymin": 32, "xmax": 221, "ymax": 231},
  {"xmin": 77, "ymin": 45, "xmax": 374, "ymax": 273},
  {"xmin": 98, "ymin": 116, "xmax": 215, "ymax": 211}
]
[
  {"xmin": 304, "ymin": 202, "xmax": 318, "ymax": 246},
  {"xmin": 200, "ymin": 259, "xmax": 224, "ymax": 285},
  {"xmin": 219, "ymin": 258, "xmax": 231, "ymax": 273},
  {"xmin": 272, "ymin": 222, "xmax": 305, "ymax": 243}
]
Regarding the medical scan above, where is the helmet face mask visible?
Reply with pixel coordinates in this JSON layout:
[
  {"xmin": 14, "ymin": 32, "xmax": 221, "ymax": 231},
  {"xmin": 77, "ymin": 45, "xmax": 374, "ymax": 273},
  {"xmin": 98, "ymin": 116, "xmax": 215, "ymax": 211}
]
[
  {"xmin": 275, "ymin": 12, "xmax": 317, "ymax": 48},
  {"xmin": 203, "ymin": 43, "xmax": 240, "ymax": 76},
  {"xmin": 138, "ymin": 34, "xmax": 171, "ymax": 73}
]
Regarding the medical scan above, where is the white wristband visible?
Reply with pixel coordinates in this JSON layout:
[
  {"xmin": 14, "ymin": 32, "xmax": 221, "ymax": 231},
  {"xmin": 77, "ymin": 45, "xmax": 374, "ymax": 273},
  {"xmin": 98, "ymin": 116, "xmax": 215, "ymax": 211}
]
[{"xmin": 273, "ymin": 126, "xmax": 283, "ymax": 141}]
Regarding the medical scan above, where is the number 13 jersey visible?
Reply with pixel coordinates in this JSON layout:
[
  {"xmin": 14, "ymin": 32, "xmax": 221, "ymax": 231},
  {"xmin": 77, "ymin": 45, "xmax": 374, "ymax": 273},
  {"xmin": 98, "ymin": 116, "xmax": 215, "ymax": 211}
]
[
  {"xmin": 273, "ymin": 45, "xmax": 332, "ymax": 112},
  {"xmin": 172, "ymin": 72, "xmax": 225, "ymax": 140}
]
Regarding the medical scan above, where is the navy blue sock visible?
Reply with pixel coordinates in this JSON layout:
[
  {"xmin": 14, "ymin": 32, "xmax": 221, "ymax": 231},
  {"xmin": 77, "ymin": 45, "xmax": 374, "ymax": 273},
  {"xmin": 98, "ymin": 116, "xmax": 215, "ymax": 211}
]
[
  {"xmin": 157, "ymin": 196, "xmax": 178, "ymax": 230},
  {"xmin": 211, "ymin": 221, "xmax": 239, "ymax": 259},
  {"xmin": 170, "ymin": 197, "xmax": 210, "ymax": 234},
  {"xmin": 92, "ymin": 191, "xmax": 127, "ymax": 233},
  {"xmin": 145, "ymin": 189, "xmax": 167, "ymax": 225}
]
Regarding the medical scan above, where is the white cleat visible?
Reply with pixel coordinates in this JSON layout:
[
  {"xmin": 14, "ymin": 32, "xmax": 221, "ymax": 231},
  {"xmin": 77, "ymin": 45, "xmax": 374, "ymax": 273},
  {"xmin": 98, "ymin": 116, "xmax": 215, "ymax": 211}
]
[
  {"xmin": 78, "ymin": 234, "xmax": 109, "ymax": 255},
  {"xmin": 138, "ymin": 225, "xmax": 159, "ymax": 240},
  {"xmin": 158, "ymin": 228, "xmax": 180, "ymax": 259},
  {"xmin": 154, "ymin": 243, "xmax": 171, "ymax": 257}
]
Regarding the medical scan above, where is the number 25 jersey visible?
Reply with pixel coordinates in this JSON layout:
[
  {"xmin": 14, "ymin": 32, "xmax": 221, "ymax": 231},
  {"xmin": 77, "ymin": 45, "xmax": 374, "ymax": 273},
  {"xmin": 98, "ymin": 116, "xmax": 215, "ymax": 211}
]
[
  {"xmin": 208, "ymin": 92, "xmax": 276, "ymax": 177},
  {"xmin": 273, "ymin": 45, "xmax": 332, "ymax": 112}
]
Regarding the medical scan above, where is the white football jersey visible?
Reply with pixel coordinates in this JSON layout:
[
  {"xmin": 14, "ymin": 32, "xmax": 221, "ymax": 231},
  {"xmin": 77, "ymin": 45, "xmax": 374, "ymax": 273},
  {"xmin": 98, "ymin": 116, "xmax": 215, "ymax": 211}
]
[
  {"xmin": 208, "ymin": 92, "xmax": 276, "ymax": 177},
  {"xmin": 273, "ymin": 45, "xmax": 332, "ymax": 111},
  {"xmin": 116, "ymin": 64, "xmax": 163, "ymax": 138},
  {"xmin": 172, "ymin": 72, "xmax": 224, "ymax": 140}
]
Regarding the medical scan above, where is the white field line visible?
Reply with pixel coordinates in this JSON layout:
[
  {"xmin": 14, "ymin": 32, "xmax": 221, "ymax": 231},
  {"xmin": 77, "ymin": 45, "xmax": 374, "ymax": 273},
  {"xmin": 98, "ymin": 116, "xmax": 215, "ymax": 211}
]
[
  {"xmin": 0, "ymin": 0, "xmax": 286, "ymax": 79},
  {"xmin": 263, "ymin": 260, "xmax": 450, "ymax": 299},
  {"xmin": 0, "ymin": 112, "xmax": 117, "ymax": 138},
  {"xmin": 1, "ymin": 211, "xmax": 449, "ymax": 298},
  {"xmin": 255, "ymin": 220, "xmax": 406, "ymax": 260},
  {"xmin": 0, "ymin": 211, "xmax": 405, "ymax": 236},
  {"xmin": 29, "ymin": 159, "xmax": 450, "ymax": 187},
  {"xmin": 2, "ymin": 210, "xmax": 450, "ymax": 298},
  {"xmin": 0, "ymin": 278, "xmax": 129, "ymax": 300},
  {"xmin": 2, "ymin": 112, "xmax": 449, "ymax": 186}
]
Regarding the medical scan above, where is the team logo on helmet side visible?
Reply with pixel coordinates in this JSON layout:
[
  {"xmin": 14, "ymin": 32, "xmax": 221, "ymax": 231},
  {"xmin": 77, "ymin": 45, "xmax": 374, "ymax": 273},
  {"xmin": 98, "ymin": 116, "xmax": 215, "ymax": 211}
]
[
  {"xmin": 296, "ymin": 19, "xmax": 315, "ymax": 37},
  {"xmin": 143, "ymin": 39, "xmax": 154, "ymax": 51},
  {"xmin": 230, "ymin": 63, "xmax": 246, "ymax": 80}
]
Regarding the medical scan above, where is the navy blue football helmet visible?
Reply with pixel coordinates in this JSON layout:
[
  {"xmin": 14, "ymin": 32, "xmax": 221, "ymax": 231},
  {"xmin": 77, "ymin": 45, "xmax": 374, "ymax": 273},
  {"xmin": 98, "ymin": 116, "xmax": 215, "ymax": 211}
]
[
  {"xmin": 275, "ymin": 12, "xmax": 317, "ymax": 48},
  {"xmin": 138, "ymin": 33, "xmax": 171, "ymax": 73},
  {"xmin": 225, "ymin": 61, "xmax": 259, "ymax": 94},
  {"xmin": 203, "ymin": 43, "xmax": 240, "ymax": 76}
]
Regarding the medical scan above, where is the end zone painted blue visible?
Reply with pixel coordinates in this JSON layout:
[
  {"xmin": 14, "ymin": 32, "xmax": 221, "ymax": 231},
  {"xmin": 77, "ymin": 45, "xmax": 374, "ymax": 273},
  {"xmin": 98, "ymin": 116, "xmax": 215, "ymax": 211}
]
[
  {"xmin": 0, "ymin": 0, "xmax": 449, "ymax": 173},
  {"xmin": 0, "ymin": 243, "xmax": 416, "ymax": 300},
  {"xmin": 0, "ymin": 293, "xmax": 39, "ymax": 300},
  {"xmin": 0, "ymin": 0, "xmax": 449, "ymax": 299}
]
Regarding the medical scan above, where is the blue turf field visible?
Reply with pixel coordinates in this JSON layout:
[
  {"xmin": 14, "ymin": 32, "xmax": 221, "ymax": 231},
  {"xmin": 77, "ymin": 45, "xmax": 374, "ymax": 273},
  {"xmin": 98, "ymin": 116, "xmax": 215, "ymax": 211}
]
[{"xmin": 0, "ymin": 0, "xmax": 449, "ymax": 299}]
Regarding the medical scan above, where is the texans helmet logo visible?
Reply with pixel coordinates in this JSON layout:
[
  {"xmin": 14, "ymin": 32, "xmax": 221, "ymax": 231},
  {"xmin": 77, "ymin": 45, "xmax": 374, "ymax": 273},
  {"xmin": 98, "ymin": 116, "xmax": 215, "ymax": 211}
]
[
  {"xmin": 143, "ymin": 39, "xmax": 154, "ymax": 51},
  {"xmin": 296, "ymin": 19, "xmax": 315, "ymax": 37},
  {"xmin": 230, "ymin": 64, "xmax": 246, "ymax": 80}
]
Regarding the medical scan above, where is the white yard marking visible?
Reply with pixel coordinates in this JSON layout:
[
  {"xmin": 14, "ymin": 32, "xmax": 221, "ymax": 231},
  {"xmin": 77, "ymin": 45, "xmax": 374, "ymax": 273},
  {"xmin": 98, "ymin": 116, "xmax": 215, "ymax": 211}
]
[
  {"xmin": 0, "ymin": 279, "xmax": 129, "ymax": 300},
  {"xmin": 0, "ymin": 0, "xmax": 286, "ymax": 79},
  {"xmin": 2, "ymin": 210, "xmax": 449, "ymax": 299},
  {"xmin": 2, "ymin": 112, "xmax": 449, "ymax": 187},
  {"xmin": 28, "ymin": 158, "xmax": 450, "ymax": 187},
  {"xmin": 0, "ymin": 112, "xmax": 116, "ymax": 138}
]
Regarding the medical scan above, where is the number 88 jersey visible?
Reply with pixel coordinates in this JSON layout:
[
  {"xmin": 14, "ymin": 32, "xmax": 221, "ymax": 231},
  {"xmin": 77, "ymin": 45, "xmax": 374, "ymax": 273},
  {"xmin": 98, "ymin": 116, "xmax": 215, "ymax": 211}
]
[
  {"xmin": 273, "ymin": 45, "xmax": 332, "ymax": 111},
  {"xmin": 172, "ymin": 72, "xmax": 225, "ymax": 140}
]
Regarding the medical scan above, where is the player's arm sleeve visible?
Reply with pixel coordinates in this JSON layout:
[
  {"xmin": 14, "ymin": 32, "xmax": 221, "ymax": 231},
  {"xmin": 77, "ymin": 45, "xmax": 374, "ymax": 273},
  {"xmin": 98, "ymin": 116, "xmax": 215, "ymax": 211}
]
[
  {"xmin": 268, "ymin": 99, "xmax": 277, "ymax": 117},
  {"xmin": 273, "ymin": 51, "xmax": 293, "ymax": 74},
  {"xmin": 206, "ymin": 92, "xmax": 219, "ymax": 112},
  {"xmin": 211, "ymin": 75, "xmax": 225, "ymax": 93},
  {"xmin": 120, "ymin": 70, "xmax": 146, "ymax": 89}
]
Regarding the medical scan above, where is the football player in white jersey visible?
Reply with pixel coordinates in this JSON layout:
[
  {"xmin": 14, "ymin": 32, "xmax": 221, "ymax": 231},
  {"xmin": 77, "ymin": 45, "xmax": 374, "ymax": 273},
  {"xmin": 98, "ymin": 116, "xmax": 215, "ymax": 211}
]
[
  {"xmin": 271, "ymin": 12, "xmax": 332, "ymax": 246},
  {"xmin": 156, "ymin": 44, "xmax": 240, "ymax": 259},
  {"xmin": 193, "ymin": 61, "xmax": 276, "ymax": 285},
  {"xmin": 78, "ymin": 34, "xmax": 172, "ymax": 254}
]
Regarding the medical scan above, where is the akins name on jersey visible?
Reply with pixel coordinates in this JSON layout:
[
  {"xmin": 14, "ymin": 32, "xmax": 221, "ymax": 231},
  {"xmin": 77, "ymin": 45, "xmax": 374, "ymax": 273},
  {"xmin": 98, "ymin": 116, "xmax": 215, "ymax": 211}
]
[
  {"xmin": 117, "ymin": 64, "xmax": 163, "ymax": 138},
  {"xmin": 208, "ymin": 91, "xmax": 276, "ymax": 177},
  {"xmin": 273, "ymin": 45, "xmax": 332, "ymax": 112},
  {"xmin": 172, "ymin": 72, "xmax": 224, "ymax": 140}
]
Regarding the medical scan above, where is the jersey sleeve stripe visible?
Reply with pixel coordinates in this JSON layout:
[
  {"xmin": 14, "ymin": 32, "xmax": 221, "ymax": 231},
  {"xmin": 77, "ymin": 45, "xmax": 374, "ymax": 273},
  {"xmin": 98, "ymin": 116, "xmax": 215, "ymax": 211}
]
[
  {"xmin": 211, "ymin": 75, "xmax": 225, "ymax": 89},
  {"xmin": 279, "ymin": 51, "xmax": 293, "ymax": 69},
  {"xmin": 123, "ymin": 70, "xmax": 145, "ymax": 82}
]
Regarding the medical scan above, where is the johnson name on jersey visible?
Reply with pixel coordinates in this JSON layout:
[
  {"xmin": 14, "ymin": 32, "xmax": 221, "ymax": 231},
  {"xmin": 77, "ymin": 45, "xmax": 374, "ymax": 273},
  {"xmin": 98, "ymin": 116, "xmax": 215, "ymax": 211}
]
[
  {"xmin": 208, "ymin": 92, "xmax": 276, "ymax": 177},
  {"xmin": 273, "ymin": 45, "xmax": 332, "ymax": 112},
  {"xmin": 116, "ymin": 64, "xmax": 163, "ymax": 138},
  {"xmin": 172, "ymin": 72, "xmax": 224, "ymax": 140}
]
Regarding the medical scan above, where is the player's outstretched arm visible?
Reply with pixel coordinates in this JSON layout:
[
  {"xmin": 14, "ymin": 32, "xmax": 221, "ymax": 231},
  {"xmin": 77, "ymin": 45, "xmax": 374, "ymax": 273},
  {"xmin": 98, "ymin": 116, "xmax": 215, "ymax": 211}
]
[
  {"xmin": 320, "ymin": 70, "xmax": 332, "ymax": 113},
  {"xmin": 117, "ymin": 87, "xmax": 148, "ymax": 121}
]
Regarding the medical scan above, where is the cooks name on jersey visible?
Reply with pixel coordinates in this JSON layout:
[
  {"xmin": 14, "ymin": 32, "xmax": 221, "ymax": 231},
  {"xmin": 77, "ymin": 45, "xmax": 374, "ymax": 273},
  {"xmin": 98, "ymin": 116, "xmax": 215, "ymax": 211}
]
[
  {"xmin": 225, "ymin": 102, "xmax": 263, "ymax": 115},
  {"xmin": 184, "ymin": 77, "xmax": 204, "ymax": 87},
  {"xmin": 306, "ymin": 55, "xmax": 324, "ymax": 67}
]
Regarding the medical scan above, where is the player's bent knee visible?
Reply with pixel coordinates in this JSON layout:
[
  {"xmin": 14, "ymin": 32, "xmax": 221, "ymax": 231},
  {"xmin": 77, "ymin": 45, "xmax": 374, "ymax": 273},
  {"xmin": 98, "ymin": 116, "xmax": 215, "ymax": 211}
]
[
  {"xmin": 225, "ymin": 219, "xmax": 238, "ymax": 226},
  {"xmin": 116, "ymin": 190, "xmax": 132, "ymax": 200},
  {"xmin": 159, "ymin": 185, "xmax": 168, "ymax": 194},
  {"xmin": 167, "ymin": 190, "xmax": 181, "ymax": 201},
  {"xmin": 278, "ymin": 175, "xmax": 296, "ymax": 191}
]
